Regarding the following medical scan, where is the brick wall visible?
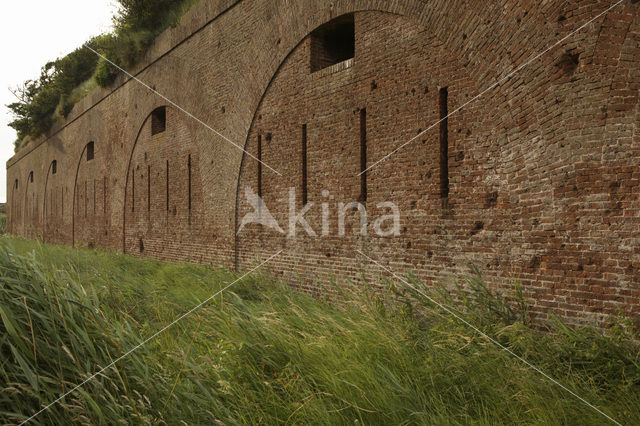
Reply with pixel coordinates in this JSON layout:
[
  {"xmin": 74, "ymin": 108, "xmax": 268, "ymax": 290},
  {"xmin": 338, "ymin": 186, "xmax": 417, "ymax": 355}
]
[{"xmin": 6, "ymin": 0, "xmax": 640, "ymax": 326}]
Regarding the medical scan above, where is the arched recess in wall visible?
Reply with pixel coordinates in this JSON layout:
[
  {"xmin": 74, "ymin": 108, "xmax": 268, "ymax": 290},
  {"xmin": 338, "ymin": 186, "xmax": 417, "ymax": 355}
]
[
  {"xmin": 42, "ymin": 159, "xmax": 61, "ymax": 243},
  {"xmin": 122, "ymin": 109, "xmax": 155, "ymax": 254},
  {"xmin": 72, "ymin": 141, "xmax": 108, "ymax": 247},
  {"xmin": 233, "ymin": 10, "xmax": 483, "ymax": 270},
  {"xmin": 10, "ymin": 177, "xmax": 20, "ymax": 235},
  {"xmin": 11, "ymin": 175, "xmax": 25, "ymax": 236},
  {"xmin": 23, "ymin": 170, "xmax": 37, "ymax": 239},
  {"xmin": 71, "ymin": 143, "xmax": 89, "ymax": 246},
  {"xmin": 122, "ymin": 105, "xmax": 204, "ymax": 257},
  {"xmin": 232, "ymin": 10, "xmax": 399, "ymax": 270}
]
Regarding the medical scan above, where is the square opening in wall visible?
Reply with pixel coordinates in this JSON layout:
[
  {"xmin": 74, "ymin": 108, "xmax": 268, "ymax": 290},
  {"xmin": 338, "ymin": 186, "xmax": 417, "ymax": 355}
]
[
  {"xmin": 151, "ymin": 107, "xmax": 166, "ymax": 135},
  {"xmin": 29, "ymin": 171, "xmax": 33, "ymax": 183},
  {"xmin": 86, "ymin": 142, "xmax": 94, "ymax": 161},
  {"xmin": 310, "ymin": 14, "xmax": 355, "ymax": 73},
  {"xmin": 51, "ymin": 160, "xmax": 57, "ymax": 175}
]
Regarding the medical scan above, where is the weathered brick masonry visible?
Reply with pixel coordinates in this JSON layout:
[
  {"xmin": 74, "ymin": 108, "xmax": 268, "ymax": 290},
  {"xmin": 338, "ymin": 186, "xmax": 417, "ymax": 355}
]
[{"xmin": 6, "ymin": 0, "xmax": 640, "ymax": 326}]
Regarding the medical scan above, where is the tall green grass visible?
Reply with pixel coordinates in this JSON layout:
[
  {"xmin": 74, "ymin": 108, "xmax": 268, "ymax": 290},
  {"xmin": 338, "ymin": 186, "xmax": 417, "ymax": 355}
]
[{"xmin": 0, "ymin": 236, "xmax": 638, "ymax": 424}]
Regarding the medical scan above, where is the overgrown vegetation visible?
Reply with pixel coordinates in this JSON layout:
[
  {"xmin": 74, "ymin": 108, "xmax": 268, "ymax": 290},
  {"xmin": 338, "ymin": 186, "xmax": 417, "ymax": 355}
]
[
  {"xmin": 0, "ymin": 214, "xmax": 5, "ymax": 234},
  {"xmin": 0, "ymin": 236, "xmax": 639, "ymax": 424},
  {"xmin": 7, "ymin": 0, "xmax": 200, "ymax": 151}
]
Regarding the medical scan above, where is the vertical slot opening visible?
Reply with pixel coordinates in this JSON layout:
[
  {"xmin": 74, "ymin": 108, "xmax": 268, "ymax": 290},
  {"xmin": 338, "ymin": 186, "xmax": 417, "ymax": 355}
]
[
  {"xmin": 103, "ymin": 177, "xmax": 107, "ymax": 216},
  {"xmin": 147, "ymin": 165, "xmax": 151, "ymax": 214},
  {"xmin": 301, "ymin": 124, "xmax": 308, "ymax": 206},
  {"xmin": 187, "ymin": 154, "xmax": 192, "ymax": 220},
  {"xmin": 439, "ymin": 87, "xmax": 449, "ymax": 203},
  {"xmin": 359, "ymin": 108, "xmax": 367, "ymax": 203},
  {"xmin": 257, "ymin": 134, "xmax": 263, "ymax": 198}
]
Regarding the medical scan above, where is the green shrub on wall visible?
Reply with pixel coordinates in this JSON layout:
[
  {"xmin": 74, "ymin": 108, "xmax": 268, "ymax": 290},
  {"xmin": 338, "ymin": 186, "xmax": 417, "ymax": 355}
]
[
  {"xmin": 7, "ymin": 46, "xmax": 100, "ymax": 146},
  {"xmin": 7, "ymin": 0, "xmax": 200, "ymax": 151}
]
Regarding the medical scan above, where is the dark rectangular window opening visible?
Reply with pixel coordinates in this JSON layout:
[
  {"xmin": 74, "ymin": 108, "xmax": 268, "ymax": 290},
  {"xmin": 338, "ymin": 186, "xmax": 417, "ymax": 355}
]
[
  {"xmin": 86, "ymin": 142, "xmax": 94, "ymax": 161},
  {"xmin": 15, "ymin": 179, "xmax": 18, "ymax": 189},
  {"xmin": 310, "ymin": 14, "xmax": 355, "ymax": 72},
  {"xmin": 152, "ymin": 107, "xmax": 166, "ymax": 135},
  {"xmin": 301, "ymin": 124, "xmax": 308, "ymax": 206},
  {"xmin": 51, "ymin": 160, "xmax": 57, "ymax": 175},
  {"xmin": 439, "ymin": 87, "xmax": 449, "ymax": 203},
  {"xmin": 359, "ymin": 108, "xmax": 367, "ymax": 203},
  {"xmin": 29, "ymin": 171, "xmax": 33, "ymax": 183},
  {"xmin": 257, "ymin": 134, "xmax": 263, "ymax": 198}
]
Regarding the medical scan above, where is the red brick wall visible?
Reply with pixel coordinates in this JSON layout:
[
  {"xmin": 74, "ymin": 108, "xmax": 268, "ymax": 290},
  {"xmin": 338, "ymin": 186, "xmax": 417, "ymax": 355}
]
[
  {"xmin": 42, "ymin": 160, "xmax": 65, "ymax": 244},
  {"xmin": 123, "ymin": 107, "xmax": 210, "ymax": 262},
  {"xmin": 73, "ymin": 142, "xmax": 111, "ymax": 248},
  {"xmin": 6, "ymin": 0, "xmax": 640, "ymax": 326}
]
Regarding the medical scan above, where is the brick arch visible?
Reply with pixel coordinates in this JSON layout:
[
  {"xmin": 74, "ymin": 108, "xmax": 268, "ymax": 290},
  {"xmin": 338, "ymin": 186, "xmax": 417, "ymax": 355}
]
[
  {"xmin": 231, "ymin": 0, "xmax": 547, "ymax": 270},
  {"xmin": 8, "ymin": 172, "xmax": 23, "ymax": 236},
  {"xmin": 123, "ymin": 105, "xmax": 205, "ymax": 258},
  {"xmin": 122, "ymin": 108, "xmax": 156, "ymax": 253},
  {"xmin": 72, "ymin": 141, "xmax": 108, "ymax": 247},
  {"xmin": 8, "ymin": 178, "xmax": 17, "ymax": 235},
  {"xmin": 234, "ymin": 10, "xmax": 485, "ymax": 275},
  {"xmin": 18, "ymin": 170, "xmax": 37, "ymax": 238},
  {"xmin": 71, "ymin": 142, "xmax": 90, "ymax": 246},
  {"xmin": 232, "ymin": 2, "xmax": 640, "ymax": 324},
  {"xmin": 42, "ymin": 159, "xmax": 61, "ymax": 243},
  {"xmin": 229, "ymin": 0, "xmax": 640, "ymax": 219},
  {"xmin": 233, "ymin": 7, "xmax": 436, "ymax": 269},
  {"xmin": 22, "ymin": 170, "xmax": 38, "ymax": 239}
]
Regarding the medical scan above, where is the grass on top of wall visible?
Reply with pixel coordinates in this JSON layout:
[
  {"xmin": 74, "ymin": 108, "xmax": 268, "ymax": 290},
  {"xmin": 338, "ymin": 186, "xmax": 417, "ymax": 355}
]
[{"xmin": 0, "ymin": 236, "xmax": 639, "ymax": 425}]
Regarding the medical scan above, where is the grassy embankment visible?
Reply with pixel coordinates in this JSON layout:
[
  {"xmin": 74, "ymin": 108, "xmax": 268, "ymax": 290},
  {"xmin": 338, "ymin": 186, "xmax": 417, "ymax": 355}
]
[{"xmin": 0, "ymin": 236, "xmax": 638, "ymax": 424}]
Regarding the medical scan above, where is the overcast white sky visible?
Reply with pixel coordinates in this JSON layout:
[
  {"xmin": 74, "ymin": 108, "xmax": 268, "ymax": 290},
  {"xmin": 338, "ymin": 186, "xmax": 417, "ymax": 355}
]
[{"xmin": 0, "ymin": 1, "xmax": 119, "ymax": 203}]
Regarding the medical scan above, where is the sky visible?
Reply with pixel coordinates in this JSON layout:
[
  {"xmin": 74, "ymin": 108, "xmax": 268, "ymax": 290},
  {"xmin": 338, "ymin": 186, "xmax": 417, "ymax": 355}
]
[{"xmin": 0, "ymin": 1, "xmax": 119, "ymax": 203}]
